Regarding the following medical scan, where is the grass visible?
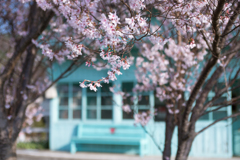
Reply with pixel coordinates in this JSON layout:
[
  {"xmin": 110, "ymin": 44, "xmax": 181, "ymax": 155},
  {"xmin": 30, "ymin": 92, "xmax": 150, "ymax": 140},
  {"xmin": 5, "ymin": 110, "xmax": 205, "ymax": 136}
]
[{"xmin": 17, "ymin": 141, "xmax": 49, "ymax": 150}]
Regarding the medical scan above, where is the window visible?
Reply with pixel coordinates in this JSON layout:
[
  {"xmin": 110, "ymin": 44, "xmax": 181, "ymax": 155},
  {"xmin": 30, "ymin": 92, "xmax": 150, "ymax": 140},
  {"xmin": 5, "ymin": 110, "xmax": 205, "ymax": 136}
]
[
  {"xmin": 122, "ymin": 82, "xmax": 135, "ymax": 119},
  {"xmin": 58, "ymin": 84, "xmax": 82, "ymax": 120},
  {"xmin": 154, "ymin": 94, "xmax": 166, "ymax": 121},
  {"xmin": 57, "ymin": 82, "xmax": 113, "ymax": 120},
  {"xmin": 58, "ymin": 84, "xmax": 69, "ymax": 119},
  {"xmin": 72, "ymin": 84, "xmax": 82, "ymax": 119},
  {"xmin": 101, "ymin": 83, "xmax": 113, "ymax": 119},
  {"xmin": 122, "ymin": 82, "xmax": 151, "ymax": 119},
  {"xmin": 86, "ymin": 82, "xmax": 113, "ymax": 120},
  {"xmin": 87, "ymin": 87, "xmax": 97, "ymax": 119},
  {"xmin": 138, "ymin": 95, "xmax": 150, "ymax": 114}
]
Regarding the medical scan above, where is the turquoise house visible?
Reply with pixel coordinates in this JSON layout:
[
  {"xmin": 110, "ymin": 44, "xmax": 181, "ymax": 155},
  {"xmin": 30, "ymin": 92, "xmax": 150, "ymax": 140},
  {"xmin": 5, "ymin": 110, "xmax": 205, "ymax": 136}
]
[{"xmin": 48, "ymin": 58, "xmax": 240, "ymax": 157}]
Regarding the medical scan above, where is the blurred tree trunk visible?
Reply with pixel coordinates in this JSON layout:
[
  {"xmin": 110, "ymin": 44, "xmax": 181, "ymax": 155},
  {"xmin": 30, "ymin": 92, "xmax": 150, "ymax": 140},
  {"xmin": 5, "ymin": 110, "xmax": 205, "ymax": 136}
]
[
  {"xmin": 0, "ymin": 2, "xmax": 54, "ymax": 160},
  {"xmin": 163, "ymin": 112, "xmax": 175, "ymax": 160},
  {"xmin": 175, "ymin": 137, "xmax": 194, "ymax": 160},
  {"xmin": 0, "ymin": 119, "xmax": 18, "ymax": 160}
]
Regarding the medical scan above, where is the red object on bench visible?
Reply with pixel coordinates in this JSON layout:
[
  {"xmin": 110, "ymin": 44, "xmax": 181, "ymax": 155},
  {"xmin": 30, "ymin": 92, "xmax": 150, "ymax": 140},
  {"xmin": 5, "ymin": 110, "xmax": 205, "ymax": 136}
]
[{"xmin": 110, "ymin": 128, "xmax": 115, "ymax": 134}]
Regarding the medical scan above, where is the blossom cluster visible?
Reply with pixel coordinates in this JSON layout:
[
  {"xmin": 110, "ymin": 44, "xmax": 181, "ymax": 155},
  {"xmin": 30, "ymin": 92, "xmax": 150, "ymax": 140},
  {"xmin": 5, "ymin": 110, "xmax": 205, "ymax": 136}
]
[
  {"xmin": 134, "ymin": 111, "xmax": 151, "ymax": 126},
  {"xmin": 16, "ymin": 0, "xmax": 238, "ymax": 124},
  {"xmin": 79, "ymin": 48, "xmax": 132, "ymax": 91}
]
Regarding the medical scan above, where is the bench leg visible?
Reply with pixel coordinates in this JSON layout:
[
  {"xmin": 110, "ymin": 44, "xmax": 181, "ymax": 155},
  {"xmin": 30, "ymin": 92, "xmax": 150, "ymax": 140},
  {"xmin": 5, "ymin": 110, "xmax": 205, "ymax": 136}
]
[{"xmin": 70, "ymin": 142, "xmax": 77, "ymax": 154}]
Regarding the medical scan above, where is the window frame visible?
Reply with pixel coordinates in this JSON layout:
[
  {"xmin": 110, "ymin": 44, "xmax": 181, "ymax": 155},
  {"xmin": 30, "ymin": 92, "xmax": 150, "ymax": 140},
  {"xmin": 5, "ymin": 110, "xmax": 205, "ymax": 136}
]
[
  {"xmin": 57, "ymin": 82, "xmax": 113, "ymax": 122},
  {"xmin": 121, "ymin": 81, "xmax": 153, "ymax": 121},
  {"xmin": 58, "ymin": 83, "xmax": 82, "ymax": 120}
]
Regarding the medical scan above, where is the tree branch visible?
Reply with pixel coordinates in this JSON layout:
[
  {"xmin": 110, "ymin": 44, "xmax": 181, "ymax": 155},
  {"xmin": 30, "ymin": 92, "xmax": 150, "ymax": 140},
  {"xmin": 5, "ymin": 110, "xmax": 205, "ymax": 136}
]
[
  {"xmin": 196, "ymin": 112, "xmax": 240, "ymax": 135},
  {"xmin": 181, "ymin": 0, "xmax": 226, "ymax": 135}
]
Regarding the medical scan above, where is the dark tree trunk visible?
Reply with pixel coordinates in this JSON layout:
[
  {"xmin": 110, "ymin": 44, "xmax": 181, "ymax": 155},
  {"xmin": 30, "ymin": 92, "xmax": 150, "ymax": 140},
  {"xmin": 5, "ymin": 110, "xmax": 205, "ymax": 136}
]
[
  {"xmin": 0, "ymin": 3, "xmax": 54, "ymax": 160},
  {"xmin": 0, "ymin": 140, "xmax": 17, "ymax": 160},
  {"xmin": 175, "ymin": 137, "xmax": 194, "ymax": 160},
  {"xmin": 162, "ymin": 112, "xmax": 175, "ymax": 160}
]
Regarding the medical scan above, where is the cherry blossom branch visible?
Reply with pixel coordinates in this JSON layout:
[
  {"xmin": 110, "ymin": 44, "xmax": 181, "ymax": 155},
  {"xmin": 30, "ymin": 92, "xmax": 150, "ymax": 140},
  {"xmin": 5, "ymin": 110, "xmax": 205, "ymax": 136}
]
[{"xmin": 182, "ymin": 0, "xmax": 226, "ymax": 135}]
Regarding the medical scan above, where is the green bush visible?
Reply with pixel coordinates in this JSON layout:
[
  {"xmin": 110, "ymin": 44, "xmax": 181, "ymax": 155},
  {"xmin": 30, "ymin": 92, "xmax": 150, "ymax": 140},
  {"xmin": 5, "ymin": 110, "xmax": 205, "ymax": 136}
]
[{"xmin": 17, "ymin": 141, "xmax": 49, "ymax": 150}]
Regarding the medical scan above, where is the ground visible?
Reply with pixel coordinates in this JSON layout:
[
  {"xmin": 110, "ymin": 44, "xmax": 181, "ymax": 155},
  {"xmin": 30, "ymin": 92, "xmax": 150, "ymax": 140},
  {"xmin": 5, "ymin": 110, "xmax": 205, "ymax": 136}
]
[{"xmin": 17, "ymin": 150, "xmax": 240, "ymax": 160}]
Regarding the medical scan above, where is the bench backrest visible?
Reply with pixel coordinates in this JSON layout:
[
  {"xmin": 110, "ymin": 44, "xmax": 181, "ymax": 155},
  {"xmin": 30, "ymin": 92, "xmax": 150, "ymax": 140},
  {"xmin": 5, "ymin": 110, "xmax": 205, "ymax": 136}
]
[{"xmin": 77, "ymin": 124, "xmax": 147, "ymax": 139}]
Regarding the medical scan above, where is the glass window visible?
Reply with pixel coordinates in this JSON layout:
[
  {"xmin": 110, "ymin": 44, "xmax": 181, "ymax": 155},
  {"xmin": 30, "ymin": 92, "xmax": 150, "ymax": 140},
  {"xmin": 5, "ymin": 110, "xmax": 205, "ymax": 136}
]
[
  {"xmin": 213, "ymin": 111, "xmax": 227, "ymax": 121},
  {"xmin": 59, "ymin": 97, "xmax": 68, "ymax": 106},
  {"xmin": 138, "ymin": 95, "xmax": 149, "ymax": 105},
  {"xmin": 100, "ymin": 83, "xmax": 113, "ymax": 120},
  {"xmin": 73, "ymin": 84, "xmax": 82, "ymax": 97},
  {"xmin": 123, "ymin": 111, "xmax": 134, "ymax": 119},
  {"xmin": 122, "ymin": 82, "xmax": 134, "ymax": 92},
  {"xmin": 123, "ymin": 96, "xmax": 133, "ymax": 105},
  {"xmin": 73, "ymin": 110, "xmax": 81, "ymax": 119},
  {"xmin": 199, "ymin": 113, "xmax": 209, "ymax": 120},
  {"xmin": 87, "ymin": 87, "xmax": 96, "ymax": 93},
  {"xmin": 154, "ymin": 93, "xmax": 166, "ymax": 121},
  {"xmin": 87, "ymin": 109, "xmax": 97, "ymax": 119},
  {"xmin": 212, "ymin": 97, "xmax": 227, "ymax": 106},
  {"xmin": 86, "ymin": 84, "xmax": 98, "ymax": 119},
  {"xmin": 87, "ymin": 96, "xmax": 97, "ymax": 106},
  {"xmin": 138, "ymin": 95, "xmax": 151, "ymax": 116},
  {"xmin": 72, "ymin": 97, "xmax": 81, "ymax": 108},
  {"xmin": 59, "ymin": 110, "xmax": 68, "ymax": 119},
  {"xmin": 57, "ymin": 82, "xmax": 114, "ymax": 121},
  {"xmin": 101, "ymin": 83, "xmax": 112, "ymax": 93},
  {"xmin": 122, "ymin": 82, "xmax": 135, "ymax": 119},
  {"xmin": 72, "ymin": 84, "xmax": 82, "ymax": 108},
  {"xmin": 58, "ymin": 84, "xmax": 68, "ymax": 96},
  {"xmin": 101, "ymin": 109, "xmax": 113, "ymax": 119},
  {"xmin": 58, "ymin": 83, "xmax": 82, "ymax": 120},
  {"xmin": 58, "ymin": 84, "xmax": 69, "ymax": 120},
  {"xmin": 101, "ymin": 96, "xmax": 112, "ymax": 105},
  {"xmin": 138, "ymin": 109, "xmax": 150, "ymax": 114}
]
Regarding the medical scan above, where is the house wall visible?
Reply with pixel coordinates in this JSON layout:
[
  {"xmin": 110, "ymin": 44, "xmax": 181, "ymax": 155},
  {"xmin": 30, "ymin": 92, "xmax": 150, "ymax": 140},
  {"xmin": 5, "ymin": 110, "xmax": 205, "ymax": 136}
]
[
  {"xmin": 49, "ymin": 61, "xmax": 233, "ymax": 157},
  {"xmin": 232, "ymin": 83, "xmax": 240, "ymax": 156}
]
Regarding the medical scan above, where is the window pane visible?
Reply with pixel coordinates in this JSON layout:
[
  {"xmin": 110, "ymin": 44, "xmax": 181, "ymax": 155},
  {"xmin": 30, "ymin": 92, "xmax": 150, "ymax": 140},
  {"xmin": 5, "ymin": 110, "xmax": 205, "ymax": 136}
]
[
  {"xmin": 213, "ymin": 111, "xmax": 227, "ymax": 121},
  {"xmin": 59, "ymin": 110, "xmax": 68, "ymax": 119},
  {"xmin": 59, "ymin": 97, "xmax": 68, "ymax": 106},
  {"xmin": 73, "ymin": 97, "xmax": 81, "ymax": 108},
  {"xmin": 154, "ymin": 95, "xmax": 166, "ymax": 121},
  {"xmin": 73, "ymin": 110, "xmax": 81, "ymax": 119},
  {"xmin": 87, "ymin": 87, "xmax": 97, "ymax": 93},
  {"xmin": 101, "ymin": 96, "xmax": 112, "ymax": 105},
  {"xmin": 101, "ymin": 110, "xmax": 112, "ymax": 119},
  {"xmin": 138, "ymin": 95, "xmax": 149, "ymax": 105},
  {"xmin": 101, "ymin": 83, "xmax": 112, "ymax": 93},
  {"xmin": 123, "ymin": 111, "xmax": 134, "ymax": 119},
  {"xmin": 58, "ymin": 84, "xmax": 68, "ymax": 96},
  {"xmin": 87, "ymin": 96, "xmax": 97, "ymax": 106},
  {"xmin": 155, "ymin": 106, "xmax": 166, "ymax": 121},
  {"xmin": 212, "ymin": 97, "xmax": 227, "ymax": 106},
  {"xmin": 122, "ymin": 82, "xmax": 134, "ymax": 92},
  {"xmin": 123, "ymin": 96, "xmax": 133, "ymax": 105},
  {"xmin": 199, "ymin": 113, "xmax": 209, "ymax": 120},
  {"xmin": 87, "ymin": 109, "xmax": 97, "ymax": 119},
  {"xmin": 138, "ymin": 109, "xmax": 150, "ymax": 114},
  {"xmin": 73, "ymin": 84, "xmax": 82, "ymax": 97}
]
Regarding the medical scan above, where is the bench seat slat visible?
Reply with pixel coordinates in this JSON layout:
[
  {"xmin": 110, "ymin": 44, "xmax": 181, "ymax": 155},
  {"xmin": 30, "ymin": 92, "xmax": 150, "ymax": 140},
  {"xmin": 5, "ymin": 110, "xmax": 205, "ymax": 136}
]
[{"xmin": 72, "ymin": 137, "xmax": 144, "ymax": 145}]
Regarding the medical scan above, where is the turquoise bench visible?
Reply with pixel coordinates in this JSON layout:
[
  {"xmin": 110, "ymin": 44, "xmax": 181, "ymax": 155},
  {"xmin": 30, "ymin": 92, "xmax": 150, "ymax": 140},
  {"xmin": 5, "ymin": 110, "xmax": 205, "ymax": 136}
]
[{"xmin": 70, "ymin": 124, "xmax": 149, "ymax": 156}]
